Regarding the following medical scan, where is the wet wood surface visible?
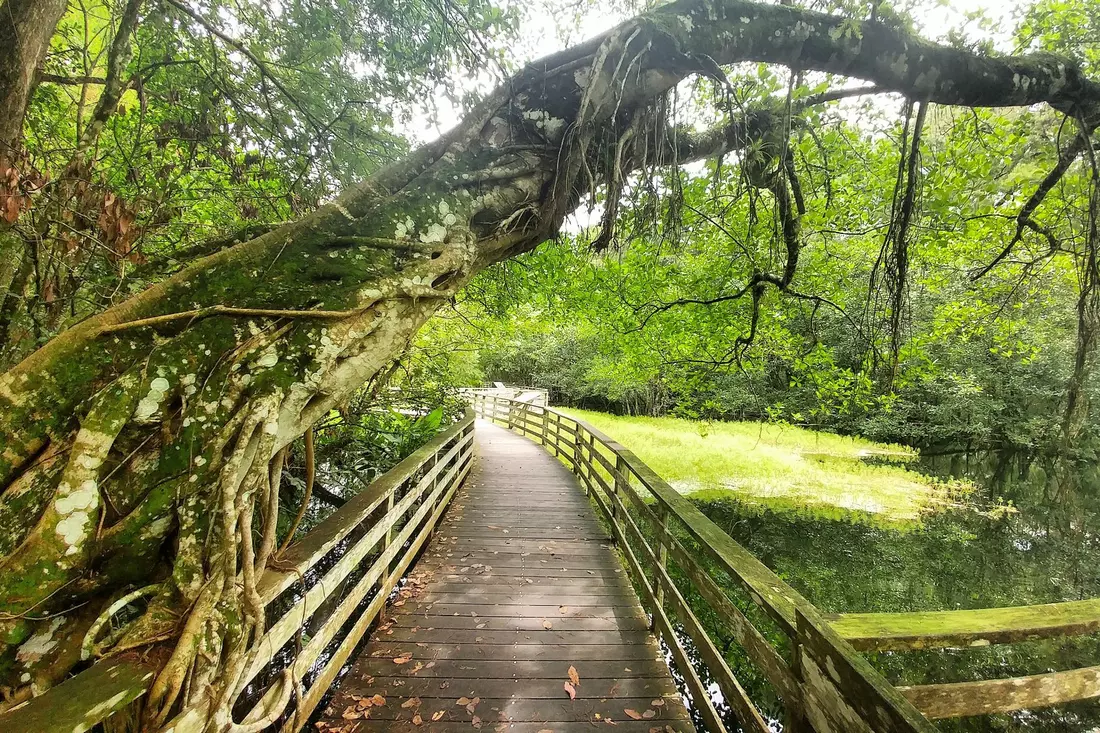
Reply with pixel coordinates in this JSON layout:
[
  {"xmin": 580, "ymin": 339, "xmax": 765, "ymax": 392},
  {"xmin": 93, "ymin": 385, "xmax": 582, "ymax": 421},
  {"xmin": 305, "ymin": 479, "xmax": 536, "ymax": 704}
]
[{"xmin": 317, "ymin": 420, "xmax": 694, "ymax": 732}]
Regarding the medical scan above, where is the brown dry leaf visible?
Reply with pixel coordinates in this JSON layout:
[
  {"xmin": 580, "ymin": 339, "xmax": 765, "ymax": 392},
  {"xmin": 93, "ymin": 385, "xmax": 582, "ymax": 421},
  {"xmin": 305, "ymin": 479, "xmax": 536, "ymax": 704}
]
[
  {"xmin": 341, "ymin": 707, "xmax": 362, "ymax": 720},
  {"xmin": 457, "ymin": 696, "xmax": 471, "ymax": 706},
  {"xmin": 432, "ymin": 710, "xmax": 446, "ymax": 721},
  {"xmin": 412, "ymin": 714, "xmax": 423, "ymax": 725},
  {"xmin": 472, "ymin": 715, "xmax": 483, "ymax": 728},
  {"xmin": 394, "ymin": 655, "xmax": 412, "ymax": 665},
  {"xmin": 624, "ymin": 709, "xmax": 643, "ymax": 720},
  {"xmin": 410, "ymin": 662, "xmax": 424, "ymax": 674},
  {"xmin": 356, "ymin": 697, "xmax": 373, "ymax": 709},
  {"xmin": 537, "ymin": 730, "xmax": 554, "ymax": 733},
  {"xmin": 425, "ymin": 661, "xmax": 436, "ymax": 669},
  {"xmin": 371, "ymin": 694, "xmax": 386, "ymax": 706},
  {"xmin": 559, "ymin": 605, "xmax": 568, "ymax": 614},
  {"xmin": 543, "ymin": 620, "xmax": 553, "ymax": 630},
  {"xmin": 567, "ymin": 666, "xmax": 580, "ymax": 686},
  {"xmin": 466, "ymin": 697, "xmax": 481, "ymax": 714},
  {"xmin": 642, "ymin": 710, "xmax": 656, "ymax": 719},
  {"xmin": 650, "ymin": 699, "xmax": 665, "ymax": 707},
  {"xmin": 563, "ymin": 682, "xmax": 576, "ymax": 700},
  {"xmin": 402, "ymin": 697, "xmax": 421, "ymax": 709}
]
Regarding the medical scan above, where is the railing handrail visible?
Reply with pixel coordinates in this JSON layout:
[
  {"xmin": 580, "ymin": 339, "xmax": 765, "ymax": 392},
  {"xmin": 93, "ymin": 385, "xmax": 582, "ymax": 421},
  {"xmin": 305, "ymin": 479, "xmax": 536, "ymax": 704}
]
[
  {"xmin": 0, "ymin": 408, "xmax": 476, "ymax": 733},
  {"xmin": 829, "ymin": 597, "xmax": 1100, "ymax": 652}
]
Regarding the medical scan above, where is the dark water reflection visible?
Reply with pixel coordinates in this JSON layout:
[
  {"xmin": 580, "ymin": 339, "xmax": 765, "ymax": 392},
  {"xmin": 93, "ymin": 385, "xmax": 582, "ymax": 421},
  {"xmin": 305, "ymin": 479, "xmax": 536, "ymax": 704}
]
[{"xmin": 689, "ymin": 450, "xmax": 1100, "ymax": 732}]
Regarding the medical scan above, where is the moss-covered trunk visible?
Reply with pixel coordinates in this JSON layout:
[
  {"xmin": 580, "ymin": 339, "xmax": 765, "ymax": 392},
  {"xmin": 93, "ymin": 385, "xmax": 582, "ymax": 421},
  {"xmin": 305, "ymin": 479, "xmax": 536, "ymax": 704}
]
[{"xmin": 2, "ymin": 0, "xmax": 1099, "ymax": 729}]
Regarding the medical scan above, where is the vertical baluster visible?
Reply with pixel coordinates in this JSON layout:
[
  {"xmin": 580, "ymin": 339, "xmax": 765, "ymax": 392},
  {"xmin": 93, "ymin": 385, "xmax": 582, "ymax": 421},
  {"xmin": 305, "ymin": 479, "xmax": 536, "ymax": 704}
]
[{"xmin": 651, "ymin": 503, "xmax": 669, "ymax": 630}]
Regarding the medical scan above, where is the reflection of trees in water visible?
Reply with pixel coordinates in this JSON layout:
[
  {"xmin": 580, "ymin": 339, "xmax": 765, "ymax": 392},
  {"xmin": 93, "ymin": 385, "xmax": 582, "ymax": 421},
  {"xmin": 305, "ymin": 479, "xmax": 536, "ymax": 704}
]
[{"xmin": 688, "ymin": 449, "xmax": 1100, "ymax": 732}]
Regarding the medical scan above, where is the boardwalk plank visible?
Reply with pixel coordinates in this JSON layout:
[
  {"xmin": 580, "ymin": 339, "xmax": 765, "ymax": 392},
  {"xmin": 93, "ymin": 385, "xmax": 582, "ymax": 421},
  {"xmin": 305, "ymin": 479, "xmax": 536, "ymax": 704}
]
[{"xmin": 317, "ymin": 420, "xmax": 693, "ymax": 732}]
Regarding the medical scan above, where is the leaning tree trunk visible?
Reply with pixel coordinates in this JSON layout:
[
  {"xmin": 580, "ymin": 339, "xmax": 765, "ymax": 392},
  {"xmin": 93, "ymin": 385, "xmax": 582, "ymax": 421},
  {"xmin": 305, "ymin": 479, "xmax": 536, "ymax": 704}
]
[
  {"xmin": 1, "ymin": 0, "xmax": 1099, "ymax": 728},
  {"xmin": 0, "ymin": 0, "xmax": 70, "ymax": 356}
]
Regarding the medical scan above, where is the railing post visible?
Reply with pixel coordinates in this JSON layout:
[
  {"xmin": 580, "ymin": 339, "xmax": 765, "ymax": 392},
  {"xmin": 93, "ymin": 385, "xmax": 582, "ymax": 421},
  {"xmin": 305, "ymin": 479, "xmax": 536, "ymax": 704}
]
[
  {"xmin": 612, "ymin": 454, "xmax": 628, "ymax": 531},
  {"xmin": 380, "ymin": 486, "xmax": 398, "ymax": 620},
  {"xmin": 576, "ymin": 422, "xmax": 585, "ymax": 473},
  {"xmin": 651, "ymin": 503, "xmax": 670, "ymax": 631}
]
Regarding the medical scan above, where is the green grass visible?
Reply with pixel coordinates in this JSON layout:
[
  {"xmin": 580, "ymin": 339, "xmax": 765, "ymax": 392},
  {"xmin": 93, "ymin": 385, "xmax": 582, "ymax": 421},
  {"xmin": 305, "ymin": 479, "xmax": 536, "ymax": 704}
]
[{"xmin": 559, "ymin": 409, "xmax": 970, "ymax": 525}]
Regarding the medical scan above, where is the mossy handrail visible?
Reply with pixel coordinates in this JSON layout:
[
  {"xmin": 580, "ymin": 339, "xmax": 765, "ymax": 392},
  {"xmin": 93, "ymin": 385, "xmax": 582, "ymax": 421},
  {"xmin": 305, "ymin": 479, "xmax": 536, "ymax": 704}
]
[
  {"xmin": 829, "ymin": 597, "xmax": 1100, "ymax": 651},
  {"xmin": 0, "ymin": 409, "xmax": 476, "ymax": 733},
  {"xmin": 469, "ymin": 393, "xmax": 937, "ymax": 733}
]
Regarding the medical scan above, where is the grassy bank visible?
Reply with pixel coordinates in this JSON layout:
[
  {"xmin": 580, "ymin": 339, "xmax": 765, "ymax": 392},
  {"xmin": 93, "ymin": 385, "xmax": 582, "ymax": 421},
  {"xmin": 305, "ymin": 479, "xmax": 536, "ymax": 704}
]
[{"xmin": 558, "ymin": 409, "xmax": 969, "ymax": 524}]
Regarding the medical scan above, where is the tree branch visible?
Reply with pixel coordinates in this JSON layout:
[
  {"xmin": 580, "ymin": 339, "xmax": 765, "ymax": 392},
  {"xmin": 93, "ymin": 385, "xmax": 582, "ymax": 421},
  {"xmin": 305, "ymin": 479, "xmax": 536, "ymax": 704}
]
[{"xmin": 972, "ymin": 133, "xmax": 1090, "ymax": 280}]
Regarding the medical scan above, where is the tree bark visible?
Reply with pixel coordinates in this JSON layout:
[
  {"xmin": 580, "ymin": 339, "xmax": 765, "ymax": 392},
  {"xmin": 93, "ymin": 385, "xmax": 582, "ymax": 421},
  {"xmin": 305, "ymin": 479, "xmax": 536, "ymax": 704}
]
[
  {"xmin": 0, "ymin": 0, "xmax": 69, "ymax": 155},
  {"xmin": 1, "ymin": 0, "xmax": 1099, "ymax": 727}
]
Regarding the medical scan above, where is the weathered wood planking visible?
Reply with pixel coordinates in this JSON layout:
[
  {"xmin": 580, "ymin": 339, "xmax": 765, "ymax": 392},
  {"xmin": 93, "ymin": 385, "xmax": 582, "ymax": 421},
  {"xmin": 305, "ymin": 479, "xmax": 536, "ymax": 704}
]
[
  {"xmin": 899, "ymin": 665, "xmax": 1100, "ymax": 719},
  {"xmin": 829, "ymin": 598, "xmax": 1100, "ymax": 651},
  {"xmin": 318, "ymin": 421, "xmax": 694, "ymax": 732}
]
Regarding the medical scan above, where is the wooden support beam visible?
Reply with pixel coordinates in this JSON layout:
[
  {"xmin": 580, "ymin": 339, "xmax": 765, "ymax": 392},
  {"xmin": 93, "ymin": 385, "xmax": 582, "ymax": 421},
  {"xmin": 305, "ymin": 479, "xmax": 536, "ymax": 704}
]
[
  {"xmin": 899, "ymin": 665, "xmax": 1100, "ymax": 719},
  {"xmin": 829, "ymin": 598, "xmax": 1100, "ymax": 651}
]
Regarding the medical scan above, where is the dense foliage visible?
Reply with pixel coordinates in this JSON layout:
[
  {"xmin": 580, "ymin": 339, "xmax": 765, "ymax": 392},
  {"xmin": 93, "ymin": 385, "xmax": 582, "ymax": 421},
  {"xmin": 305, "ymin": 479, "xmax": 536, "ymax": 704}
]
[
  {"xmin": 1, "ymin": 0, "xmax": 517, "ymax": 364},
  {"xmin": 429, "ymin": 0, "xmax": 1100, "ymax": 459}
]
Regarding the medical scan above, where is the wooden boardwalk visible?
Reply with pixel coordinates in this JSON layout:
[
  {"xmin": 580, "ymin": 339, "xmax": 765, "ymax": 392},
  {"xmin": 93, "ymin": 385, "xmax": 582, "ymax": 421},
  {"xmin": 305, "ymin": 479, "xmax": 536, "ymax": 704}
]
[{"xmin": 317, "ymin": 419, "xmax": 694, "ymax": 732}]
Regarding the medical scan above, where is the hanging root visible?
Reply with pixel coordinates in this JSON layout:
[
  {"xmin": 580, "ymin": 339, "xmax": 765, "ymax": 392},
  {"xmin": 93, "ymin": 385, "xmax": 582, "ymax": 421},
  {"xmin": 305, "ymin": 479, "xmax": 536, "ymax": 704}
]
[{"xmin": 277, "ymin": 428, "xmax": 314, "ymax": 555}]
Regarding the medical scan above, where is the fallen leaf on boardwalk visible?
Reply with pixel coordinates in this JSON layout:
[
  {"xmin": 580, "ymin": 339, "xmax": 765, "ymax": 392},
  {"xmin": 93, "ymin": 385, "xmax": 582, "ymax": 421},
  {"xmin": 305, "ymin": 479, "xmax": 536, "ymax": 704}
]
[
  {"xmin": 410, "ymin": 662, "xmax": 424, "ymax": 674},
  {"xmin": 432, "ymin": 710, "xmax": 446, "ymax": 721},
  {"xmin": 568, "ymin": 665, "xmax": 580, "ymax": 686},
  {"xmin": 466, "ymin": 697, "xmax": 481, "ymax": 714},
  {"xmin": 412, "ymin": 714, "xmax": 423, "ymax": 725},
  {"xmin": 457, "ymin": 697, "xmax": 472, "ymax": 706},
  {"xmin": 472, "ymin": 715, "xmax": 483, "ymax": 728},
  {"xmin": 543, "ymin": 620, "xmax": 553, "ymax": 629},
  {"xmin": 559, "ymin": 606, "xmax": 568, "ymax": 614},
  {"xmin": 563, "ymin": 682, "xmax": 576, "ymax": 700},
  {"xmin": 650, "ymin": 699, "xmax": 665, "ymax": 707},
  {"xmin": 341, "ymin": 707, "xmax": 362, "ymax": 720},
  {"xmin": 624, "ymin": 709, "xmax": 643, "ymax": 720},
  {"xmin": 425, "ymin": 661, "xmax": 436, "ymax": 669},
  {"xmin": 356, "ymin": 698, "xmax": 373, "ymax": 709},
  {"xmin": 402, "ymin": 698, "xmax": 421, "ymax": 709},
  {"xmin": 371, "ymin": 694, "xmax": 386, "ymax": 706},
  {"xmin": 394, "ymin": 600, "xmax": 406, "ymax": 606},
  {"xmin": 393, "ymin": 655, "xmax": 412, "ymax": 664},
  {"xmin": 642, "ymin": 710, "xmax": 656, "ymax": 719},
  {"xmin": 537, "ymin": 729, "xmax": 554, "ymax": 733}
]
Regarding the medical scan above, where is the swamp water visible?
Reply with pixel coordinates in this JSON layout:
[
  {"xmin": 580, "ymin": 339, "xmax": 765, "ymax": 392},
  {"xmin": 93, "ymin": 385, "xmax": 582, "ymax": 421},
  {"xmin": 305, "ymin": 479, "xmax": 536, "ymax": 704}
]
[{"xmin": 689, "ymin": 450, "xmax": 1100, "ymax": 732}]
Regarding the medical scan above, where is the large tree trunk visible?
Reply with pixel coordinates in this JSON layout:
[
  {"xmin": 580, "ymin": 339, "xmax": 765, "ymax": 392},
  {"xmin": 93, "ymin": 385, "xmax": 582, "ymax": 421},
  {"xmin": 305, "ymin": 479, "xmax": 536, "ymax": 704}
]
[{"xmin": 1, "ymin": 0, "xmax": 1099, "ymax": 728}]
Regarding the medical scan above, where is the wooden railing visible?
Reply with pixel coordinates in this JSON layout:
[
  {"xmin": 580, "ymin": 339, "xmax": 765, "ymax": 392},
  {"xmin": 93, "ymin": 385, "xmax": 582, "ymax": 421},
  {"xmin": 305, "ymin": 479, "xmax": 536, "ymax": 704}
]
[
  {"xmin": 469, "ymin": 393, "xmax": 936, "ymax": 733},
  {"xmin": 830, "ymin": 602, "xmax": 1100, "ymax": 719},
  {"xmin": 0, "ymin": 409, "xmax": 476, "ymax": 733}
]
